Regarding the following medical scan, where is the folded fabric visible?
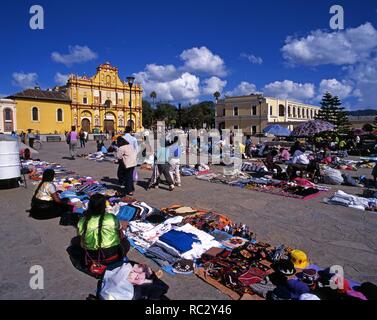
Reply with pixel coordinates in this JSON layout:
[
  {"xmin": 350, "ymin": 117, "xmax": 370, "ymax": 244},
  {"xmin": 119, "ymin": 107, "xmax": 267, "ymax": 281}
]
[
  {"xmin": 159, "ymin": 230, "xmax": 200, "ymax": 253},
  {"xmin": 117, "ymin": 205, "xmax": 138, "ymax": 221},
  {"xmin": 238, "ymin": 270, "xmax": 264, "ymax": 286},
  {"xmin": 204, "ymin": 247, "xmax": 225, "ymax": 257},
  {"xmin": 174, "ymin": 224, "xmax": 222, "ymax": 259},
  {"xmin": 175, "ymin": 207, "xmax": 196, "ymax": 215},
  {"xmin": 211, "ymin": 229, "xmax": 233, "ymax": 242},
  {"xmin": 327, "ymin": 190, "xmax": 370, "ymax": 210},
  {"xmin": 145, "ymin": 242, "xmax": 181, "ymax": 266},
  {"xmin": 250, "ymin": 279, "xmax": 277, "ymax": 298}
]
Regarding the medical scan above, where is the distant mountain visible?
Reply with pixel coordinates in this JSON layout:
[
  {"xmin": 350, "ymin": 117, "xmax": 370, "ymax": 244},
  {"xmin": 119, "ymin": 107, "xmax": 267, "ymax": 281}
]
[{"xmin": 348, "ymin": 109, "xmax": 377, "ymax": 116}]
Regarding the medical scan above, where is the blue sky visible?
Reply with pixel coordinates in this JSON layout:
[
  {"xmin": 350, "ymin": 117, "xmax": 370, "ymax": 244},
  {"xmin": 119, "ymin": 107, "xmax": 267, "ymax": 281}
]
[{"xmin": 1, "ymin": 0, "xmax": 377, "ymax": 109}]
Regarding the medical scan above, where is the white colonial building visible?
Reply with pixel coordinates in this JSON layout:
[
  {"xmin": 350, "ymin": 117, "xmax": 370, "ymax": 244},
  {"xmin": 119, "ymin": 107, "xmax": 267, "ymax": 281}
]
[{"xmin": 215, "ymin": 94, "xmax": 320, "ymax": 135}]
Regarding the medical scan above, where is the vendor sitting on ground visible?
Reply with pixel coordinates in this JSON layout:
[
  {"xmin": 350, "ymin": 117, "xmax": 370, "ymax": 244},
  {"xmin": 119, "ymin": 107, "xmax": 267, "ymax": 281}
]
[
  {"xmin": 78, "ymin": 193, "xmax": 130, "ymax": 265},
  {"xmin": 96, "ymin": 140, "xmax": 105, "ymax": 152},
  {"xmin": 265, "ymin": 149, "xmax": 282, "ymax": 174},
  {"xmin": 20, "ymin": 148, "xmax": 40, "ymax": 162},
  {"xmin": 29, "ymin": 169, "xmax": 73, "ymax": 220},
  {"xmin": 287, "ymin": 147, "xmax": 310, "ymax": 179},
  {"xmin": 21, "ymin": 148, "xmax": 32, "ymax": 160}
]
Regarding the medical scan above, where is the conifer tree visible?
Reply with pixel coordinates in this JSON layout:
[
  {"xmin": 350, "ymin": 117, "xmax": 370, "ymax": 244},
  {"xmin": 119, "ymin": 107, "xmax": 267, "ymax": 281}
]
[
  {"xmin": 315, "ymin": 92, "xmax": 351, "ymax": 133},
  {"xmin": 315, "ymin": 92, "xmax": 336, "ymax": 123},
  {"xmin": 332, "ymin": 96, "xmax": 351, "ymax": 133}
]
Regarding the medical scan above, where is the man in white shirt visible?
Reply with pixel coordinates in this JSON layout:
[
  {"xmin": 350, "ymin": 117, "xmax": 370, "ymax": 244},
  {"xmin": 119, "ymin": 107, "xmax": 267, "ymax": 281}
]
[
  {"xmin": 292, "ymin": 149, "xmax": 310, "ymax": 165},
  {"xmin": 288, "ymin": 149, "xmax": 310, "ymax": 179},
  {"xmin": 123, "ymin": 126, "xmax": 139, "ymax": 154}
]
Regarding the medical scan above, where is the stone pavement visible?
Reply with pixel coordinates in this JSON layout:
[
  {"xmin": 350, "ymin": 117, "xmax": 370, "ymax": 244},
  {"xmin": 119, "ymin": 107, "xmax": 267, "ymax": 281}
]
[{"xmin": 1, "ymin": 141, "xmax": 377, "ymax": 300}]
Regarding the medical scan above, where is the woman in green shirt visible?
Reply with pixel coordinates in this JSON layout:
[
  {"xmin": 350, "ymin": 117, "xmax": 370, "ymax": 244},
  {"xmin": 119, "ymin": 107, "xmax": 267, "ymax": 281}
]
[{"xmin": 78, "ymin": 193, "xmax": 130, "ymax": 264}]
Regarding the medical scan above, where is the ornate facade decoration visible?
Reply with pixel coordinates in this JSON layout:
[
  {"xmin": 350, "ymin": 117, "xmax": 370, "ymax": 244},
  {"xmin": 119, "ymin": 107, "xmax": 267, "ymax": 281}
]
[{"xmin": 66, "ymin": 62, "xmax": 143, "ymax": 133}]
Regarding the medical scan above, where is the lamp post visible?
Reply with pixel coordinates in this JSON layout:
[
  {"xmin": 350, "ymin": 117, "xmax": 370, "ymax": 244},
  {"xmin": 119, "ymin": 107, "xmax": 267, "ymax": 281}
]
[
  {"xmin": 258, "ymin": 96, "xmax": 263, "ymax": 144},
  {"xmin": 103, "ymin": 99, "xmax": 111, "ymax": 136},
  {"xmin": 127, "ymin": 76, "xmax": 135, "ymax": 130}
]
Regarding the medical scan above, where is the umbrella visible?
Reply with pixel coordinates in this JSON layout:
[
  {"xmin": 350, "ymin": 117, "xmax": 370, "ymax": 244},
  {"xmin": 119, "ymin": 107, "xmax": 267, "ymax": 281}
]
[
  {"xmin": 263, "ymin": 125, "xmax": 291, "ymax": 137},
  {"xmin": 353, "ymin": 128, "xmax": 366, "ymax": 136},
  {"xmin": 291, "ymin": 120, "xmax": 335, "ymax": 137}
]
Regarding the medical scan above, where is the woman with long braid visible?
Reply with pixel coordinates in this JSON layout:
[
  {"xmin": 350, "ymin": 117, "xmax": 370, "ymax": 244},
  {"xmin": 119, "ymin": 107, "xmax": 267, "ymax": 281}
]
[
  {"xmin": 30, "ymin": 169, "xmax": 72, "ymax": 220},
  {"xmin": 78, "ymin": 193, "xmax": 130, "ymax": 265}
]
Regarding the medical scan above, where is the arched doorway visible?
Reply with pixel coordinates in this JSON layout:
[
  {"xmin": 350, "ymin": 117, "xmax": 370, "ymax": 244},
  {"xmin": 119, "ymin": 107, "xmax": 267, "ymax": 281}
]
[
  {"xmin": 3, "ymin": 108, "xmax": 14, "ymax": 132},
  {"xmin": 127, "ymin": 120, "xmax": 135, "ymax": 131},
  {"xmin": 81, "ymin": 118, "xmax": 91, "ymax": 132},
  {"xmin": 104, "ymin": 112, "xmax": 116, "ymax": 135}
]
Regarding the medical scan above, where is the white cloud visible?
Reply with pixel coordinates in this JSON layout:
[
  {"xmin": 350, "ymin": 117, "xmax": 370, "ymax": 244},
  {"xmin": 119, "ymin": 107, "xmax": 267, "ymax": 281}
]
[
  {"xmin": 135, "ymin": 70, "xmax": 200, "ymax": 103},
  {"xmin": 282, "ymin": 23, "xmax": 377, "ymax": 66},
  {"xmin": 263, "ymin": 80, "xmax": 315, "ymax": 101},
  {"xmin": 134, "ymin": 47, "xmax": 228, "ymax": 102},
  {"xmin": 202, "ymin": 77, "xmax": 227, "ymax": 95},
  {"xmin": 0, "ymin": 93, "xmax": 7, "ymax": 98},
  {"xmin": 143, "ymin": 64, "xmax": 177, "ymax": 81},
  {"xmin": 225, "ymin": 81, "xmax": 257, "ymax": 96},
  {"xmin": 54, "ymin": 72, "xmax": 70, "ymax": 85},
  {"xmin": 345, "ymin": 57, "xmax": 377, "ymax": 106},
  {"xmin": 318, "ymin": 79, "xmax": 354, "ymax": 100},
  {"xmin": 240, "ymin": 53, "xmax": 263, "ymax": 65},
  {"xmin": 180, "ymin": 46, "xmax": 227, "ymax": 76},
  {"xmin": 51, "ymin": 45, "xmax": 98, "ymax": 67},
  {"xmin": 12, "ymin": 72, "xmax": 38, "ymax": 89}
]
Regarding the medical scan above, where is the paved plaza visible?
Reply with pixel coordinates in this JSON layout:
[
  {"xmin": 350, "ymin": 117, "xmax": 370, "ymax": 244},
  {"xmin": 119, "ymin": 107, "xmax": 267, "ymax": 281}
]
[{"xmin": 1, "ymin": 141, "xmax": 377, "ymax": 300}]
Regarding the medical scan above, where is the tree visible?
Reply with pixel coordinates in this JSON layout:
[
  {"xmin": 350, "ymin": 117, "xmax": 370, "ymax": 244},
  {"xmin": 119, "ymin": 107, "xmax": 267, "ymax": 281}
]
[
  {"xmin": 154, "ymin": 103, "xmax": 178, "ymax": 127},
  {"xmin": 187, "ymin": 101, "xmax": 215, "ymax": 129},
  {"xmin": 315, "ymin": 92, "xmax": 337, "ymax": 124},
  {"xmin": 363, "ymin": 123, "xmax": 374, "ymax": 132},
  {"xmin": 373, "ymin": 116, "xmax": 377, "ymax": 128},
  {"xmin": 315, "ymin": 92, "xmax": 351, "ymax": 133},
  {"xmin": 213, "ymin": 91, "xmax": 221, "ymax": 103},
  {"xmin": 332, "ymin": 96, "xmax": 351, "ymax": 133},
  {"xmin": 142, "ymin": 100, "xmax": 154, "ymax": 128},
  {"xmin": 150, "ymin": 91, "xmax": 157, "ymax": 108}
]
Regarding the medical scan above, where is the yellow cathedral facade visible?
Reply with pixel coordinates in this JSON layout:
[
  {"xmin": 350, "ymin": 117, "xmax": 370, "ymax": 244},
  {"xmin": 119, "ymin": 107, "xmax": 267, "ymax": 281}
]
[
  {"xmin": 8, "ymin": 62, "xmax": 143, "ymax": 135},
  {"xmin": 67, "ymin": 62, "xmax": 143, "ymax": 133}
]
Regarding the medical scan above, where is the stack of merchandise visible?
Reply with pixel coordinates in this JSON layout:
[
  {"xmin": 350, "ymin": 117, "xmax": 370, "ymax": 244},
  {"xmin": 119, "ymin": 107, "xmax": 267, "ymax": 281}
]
[
  {"xmin": 241, "ymin": 161, "xmax": 268, "ymax": 174},
  {"xmin": 22, "ymin": 160, "xmax": 76, "ymax": 181},
  {"xmin": 180, "ymin": 164, "xmax": 211, "ymax": 177},
  {"xmin": 85, "ymin": 152, "xmax": 115, "ymax": 162},
  {"xmin": 324, "ymin": 190, "xmax": 377, "ymax": 211},
  {"xmin": 196, "ymin": 171, "xmax": 328, "ymax": 200}
]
